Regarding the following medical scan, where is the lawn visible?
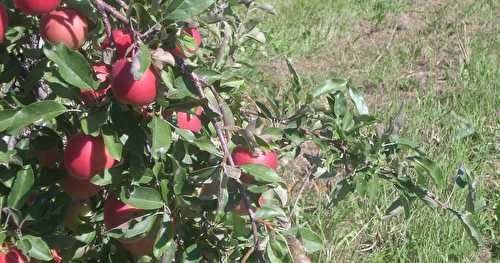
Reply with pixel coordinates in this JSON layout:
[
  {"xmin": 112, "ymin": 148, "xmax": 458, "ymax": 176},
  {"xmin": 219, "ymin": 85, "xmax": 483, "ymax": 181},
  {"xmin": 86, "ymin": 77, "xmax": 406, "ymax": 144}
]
[{"xmin": 249, "ymin": 0, "xmax": 499, "ymax": 261}]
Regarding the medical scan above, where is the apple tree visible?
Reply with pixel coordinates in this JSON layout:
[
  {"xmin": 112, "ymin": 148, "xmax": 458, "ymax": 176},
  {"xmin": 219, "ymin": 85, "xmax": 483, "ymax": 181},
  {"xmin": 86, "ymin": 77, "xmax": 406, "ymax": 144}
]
[{"xmin": 0, "ymin": 0, "xmax": 484, "ymax": 262}]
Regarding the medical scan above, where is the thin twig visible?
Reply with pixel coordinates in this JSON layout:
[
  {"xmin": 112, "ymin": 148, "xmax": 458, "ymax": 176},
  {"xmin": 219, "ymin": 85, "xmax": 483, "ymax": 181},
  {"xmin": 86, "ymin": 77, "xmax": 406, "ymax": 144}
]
[
  {"xmin": 289, "ymin": 174, "xmax": 310, "ymax": 221},
  {"xmin": 241, "ymin": 246, "xmax": 255, "ymax": 263}
]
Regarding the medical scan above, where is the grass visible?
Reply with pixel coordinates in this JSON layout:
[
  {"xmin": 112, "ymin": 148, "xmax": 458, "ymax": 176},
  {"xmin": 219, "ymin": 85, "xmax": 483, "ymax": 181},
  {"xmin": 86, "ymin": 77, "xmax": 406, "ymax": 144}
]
[{"xmin": 249, "ymin": 0, "xmax": 499, "ymax": 261}]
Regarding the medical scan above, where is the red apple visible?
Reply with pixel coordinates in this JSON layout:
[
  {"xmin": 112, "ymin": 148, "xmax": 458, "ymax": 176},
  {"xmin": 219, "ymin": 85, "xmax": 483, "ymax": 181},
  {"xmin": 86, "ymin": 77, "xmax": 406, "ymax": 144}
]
[
  {"xmin": 61, "ymin": 175, "xmax": 100, "ymax": 199},
  {"xmin": 40, "ymin": 8, "xmax": 88, "ymax": 50},
  {"xmin": 14, "ymin": 0, "xmax": 60, "ymax": 15},
  {"xmin": 92, "ymin": 63, "xmax": 111, "ymax": 83},
  {"xmin": 0, "ymin": 244, "xmax": 28, "ymax": 263},
  {"xmin": 111, "ymin": 58, "xmax": 157, "ymax": 105},
  {"xmin": 104, "ymin": 194, "xmax": 144, "ymax": 230},
  {"xmin": 51, "ymin": 250, "xmax": 62, "ymax": 263},
  {"xmin": 0, "ymin": 4, "xmax": 8, "ymax": 43},
  {"xmin": 177, "ymin": 113, "xmax": 201, "ymax": 132},
  {"xmin": 231, "ymin": 147, "xmax": 278, "ymax": 184},
  {"xmin": 120, "ymin": 232, "xmax": 156, "ymax": 256},
  {"xmin": 80, "ymin": 63, "xmax": 111, "ymax": 106},
  {"xmin": 102, "ymin": 29, "xmax": 133, "ymax": 57},
  {"xmin": 63, "ymin": 134, "xmax": 115, "ymax": 180},
  {"xmin": 162, "ymin": 111, "xmax": 173, "ymax": 119},
  {"xmin": 26, "ymin": 192, "xmax": 37, "ymax": 206},
  {"xmin": 174, "ymin": 27, "xmax": 202, "ymax": 58},
  {"xmin": 34, "ymin": 147, "xmax": 60, "ymax": 168}
]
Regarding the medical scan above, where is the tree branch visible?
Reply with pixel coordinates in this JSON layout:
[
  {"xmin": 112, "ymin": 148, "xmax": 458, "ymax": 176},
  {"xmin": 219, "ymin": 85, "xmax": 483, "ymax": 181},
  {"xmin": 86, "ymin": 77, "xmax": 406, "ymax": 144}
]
[
  {"xmin": 175, "ymin": 57, "xmax": 261, "ymax": 253},
  {"xmin": 94, "ymin": 0, "xmax": 129, "ymax": 25}
]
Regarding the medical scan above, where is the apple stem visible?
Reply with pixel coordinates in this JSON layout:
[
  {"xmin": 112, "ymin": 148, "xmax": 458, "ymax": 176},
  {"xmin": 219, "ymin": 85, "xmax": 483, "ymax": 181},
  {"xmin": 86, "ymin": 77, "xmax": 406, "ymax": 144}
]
[{"xmin": 176, "ymin": 57, "xmax": 262, "ymax": 256}]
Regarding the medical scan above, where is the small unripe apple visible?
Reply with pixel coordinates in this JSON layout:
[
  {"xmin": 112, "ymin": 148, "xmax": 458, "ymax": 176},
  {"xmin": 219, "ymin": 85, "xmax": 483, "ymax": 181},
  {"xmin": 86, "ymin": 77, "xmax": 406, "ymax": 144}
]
[
  {"xmin": 177, "ymin": 107, "xmax": 204, "ymax": 133},
  {"xmin": 0, "ymin": 245, "xmax": 28, "ymax": 263},
  {"xmin": 0, "ymin": 4, "xmax": 8, "ymax": 43},
  {"xmin": 174, "ymin": 27, "xmax": 202, "ymax": 58},
  {"xmin": 111, "ymin": 58, "xmax": 157, "ymax": 105},
  {"xmin": 61, "ymin": 175, "xmax": 100, "ymax": 199},
  {"xmin": 40, "ymin": 8, "xmax": 88, "ymax": 49},
  {"xmin": 104, "ymin": 194, "xmax": 144, "ymax": 230},
  {"xmin": 63, "ymin": 134, "xmax": 115, "ymax": 180},
  {"xmin": 63, "ymin": 201, "xmax": 93, "ymax": 232},
  {"xmin": 102, "ymin": 28, "xmax": 133, "ymax": 57},
  {"xmin": 14, "ymin": 0, "xmax": 61, "ymax": 15},
  {"xmin": 231, "ymin": 147, "xmax": 278, "ymax": 184}
]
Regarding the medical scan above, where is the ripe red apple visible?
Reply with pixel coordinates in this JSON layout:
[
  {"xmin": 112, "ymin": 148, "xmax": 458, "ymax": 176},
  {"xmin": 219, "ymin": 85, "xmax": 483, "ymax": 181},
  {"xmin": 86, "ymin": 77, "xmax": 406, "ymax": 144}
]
[
  {"xmin": 33, "ymin": 146, "xmax": 60, "ymax": 168},
  {"xmin": 231, "ymin": 147, "xmax": 278, "ymax": 184},
  {"xmin": 102, "ymin": 28, "xmax": 133, "ymax": 57},
  {"xmin": 120, "ymin": 232, "xmax": 156, "ymax": 256},
  {"xmin": 174, "ymin": 27, "xmax": 202, "ymax": 58},
  {"xmin": 63, "ymin": 134, "xmax": 115, "ymax": 180},
  {"xmin": 104, "ymin": 194, "xmax": 144, "ymax": 230},
  {"xmin": 40, "ymin": 8, "xmax": 88, "ymax": 49},
  {"xmin": 111, "ymin": 58, "xmax": 157, "ymax": 105},
  {"xmin": 177, "ymin": 107, "xmax": 204, "ymax": 133},
  {"xmin": 80, "ymin": 63, "xmax": 111, "ymax": 106},
  {"xmin": 61, "ymin": 175, "xmax": 100, "ymax": 199},
  {"xmin": 14, "ymin": 0, "xmax": 60, "ymax": 15},
  {"xmin": 0, "ymin": 4, "xmax": 8, "ymax": 43},
  {"xmin": 0, "ymin": 245, "xmax": 28, "ymax": 263}
]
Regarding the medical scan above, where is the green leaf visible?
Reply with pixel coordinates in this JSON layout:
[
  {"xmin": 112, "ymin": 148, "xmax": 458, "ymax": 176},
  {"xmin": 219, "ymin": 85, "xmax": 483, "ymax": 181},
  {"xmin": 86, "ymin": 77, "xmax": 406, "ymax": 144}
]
[
  {"xmin": 0, "ymin": 110, "xmax": 16, "ymax": 131},
  {"xmin": 411, "ymin": 156, "xmax": 445, "ymax": 189},
  {"xmin": 333, "ymin": 93, "xmax": 347, "ymax": 117},
  {"xmin": 192, "ymin": 137, "xmax": 220, "ymax": 156},
  {"xmin": 286, "ymin": 59, "xmax": 303, "ymax": 93},
  {"xmin": 43, "ymin": 44, "xmax": 99, "ymax": 90},
  {"xmin": 20, "ymin": 235, "xmax": 53, "ymax": 261},
  {"xmin": 348, "ymin": 87, "xmax": 369, "ymax": 115},
  {"xmin": 121, "ymin": 186, "xmax": 164, "ymax": 210},
  {"xmin": 255, "ymin": 204, "xmax": 286, "ymax": 220},
  {"xmin": 102, "ymin": 124, "xmax": 123, "ymax": 161},
  {"xmin": 148, "ymin": 116, "xmax": 172, "ymax": 160},
  {"xmin": 240, "ymin": 164, "xmax": 281, "ymax": 183},
  {"xmin": 449, "ymin": 210, "xmax": 483, "ymax": 246},
  {"xmin": 266, "ymin": 242, "xmax": 284, "ymax": 263},
  {"xmin": 81, "ymin": 111, "xmax": 107, "ymax": 136},
  {"xmin": 132, "ymin": 44, "xmax": 152, "ymax": 80},
  {"xmin": 311, "ymin": 79, "xmax": 347, "ymax": 98},
  {"xmin": 167, "ymin": 0, "xmax": 216, "ymax": 20},
  {"xmin": 153, "ymin": 214, "xmax": 176, "ymax": 259},
  {"xmin": 8, "ymin": 166, "xmax": 34, "ymax": 209},
  {"xmin": 123, "ymin": 214, "xmax": 157, "ymax": 239},
  {"xmin": 298, "ymin": 228, "xmax": 323, "ymax": 253},
  {"xmin": 0, "ymin": 101, "xmax": 67, "ymax": 134}
]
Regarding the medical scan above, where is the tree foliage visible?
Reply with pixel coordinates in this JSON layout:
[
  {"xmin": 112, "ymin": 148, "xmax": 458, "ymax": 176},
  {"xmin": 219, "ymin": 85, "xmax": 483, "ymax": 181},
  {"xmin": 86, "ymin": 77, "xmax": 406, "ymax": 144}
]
[{"xmin": 0, "ymin": 0, "xmax": 483, "ymax": 262}]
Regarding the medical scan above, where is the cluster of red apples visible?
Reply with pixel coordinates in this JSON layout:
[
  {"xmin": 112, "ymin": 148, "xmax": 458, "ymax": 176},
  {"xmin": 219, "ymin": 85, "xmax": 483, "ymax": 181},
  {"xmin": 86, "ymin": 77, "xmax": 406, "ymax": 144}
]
[{"xmin": 0, "ymin": 0, "xmax": 279, "ymax": 260}]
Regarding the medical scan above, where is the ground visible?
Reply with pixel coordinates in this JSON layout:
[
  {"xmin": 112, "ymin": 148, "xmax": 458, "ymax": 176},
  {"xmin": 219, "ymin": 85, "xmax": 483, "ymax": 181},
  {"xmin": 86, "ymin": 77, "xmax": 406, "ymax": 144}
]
[{"xmin": 249, "ymin": 0, "xmax": 499, "ymax": 262}]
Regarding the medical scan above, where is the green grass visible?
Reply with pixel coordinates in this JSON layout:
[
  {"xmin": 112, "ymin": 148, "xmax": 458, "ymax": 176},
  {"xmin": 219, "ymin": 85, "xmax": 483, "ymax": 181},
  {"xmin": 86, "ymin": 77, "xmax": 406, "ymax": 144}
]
[{"xmin": 250, "ymin": 0, "xmax": 499, "ymax": 261}]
